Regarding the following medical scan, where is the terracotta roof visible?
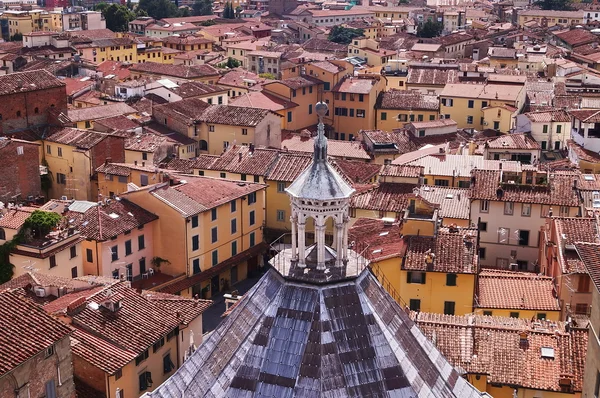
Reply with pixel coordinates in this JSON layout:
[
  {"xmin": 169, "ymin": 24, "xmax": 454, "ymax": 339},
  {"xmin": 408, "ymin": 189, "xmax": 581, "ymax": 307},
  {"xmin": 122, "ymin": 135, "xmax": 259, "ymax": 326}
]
[
  {"xmin": 332, "ymin": 76, "xmax": 378, "ymax": 94},
  {"xmin": 362, "ymin": 129, "xmax": 416, "ymax": 154},
  {"xmin": 301, "ymin": 38, "xmax": 347, "ymax": 53},
  {"xmin": 575, "ymin": 242, "xmax": 600, "ymax": 292},
  {"xmin": 148, "ymin": 177, "xmax": 265, "ymax": 217},
  {"xmin": 568, "ymin": 140, "xmax": 600, "ymax": 163},
  {"xmin": 554, "ymin": 217, "xmax": 599, "ymax": 274},
  {"xmin": 403, "ymin": 228, "xmax": 478, "ymax": 274},
  {"xmin": 0, "ymin": 69, "xmax": 65, "ymax": 96},
  {"xmin": 207, "ymin": 146, "xmax": 279, "ymax": 176},
  {"xmin": 276, "ymin": 75, "xmax": 323, "ymax": 89},
  {"xmin": 0, "ymin": 289, "xmax": 72, "ymax": 375},
  {"xmin": 524, "ymin": 110, "xmax": 571, "ymax": 123},
  {"xmin": 485, "ymin": 133, "xmax": 541, "ymax": 150},
  {"xmin": 407, "ymin": 67, "xmax": 459, "ymax": 86},
  {"xmin": 441, "ymin": 83, "xmax": 523, "ymax": 101},
  {"xmin": 71, "ymin": 327, "xmax": 136, "ymax": 374},
  {"xmin": 477, "ymin": 269, "xmax": 560, "ymax": 311},
  {"xmin": 350, "ymin": 183, "xmax": 414, "ymax": 212},
  {"xmin": 310, "ymin": 60, "xmax": 344, "ymax": 74},
  {"xmin": 331, "ymin": 159, "xmax": 381, "ymax": 183},
  {"xmin": 412, "ymin": 312, "xmax": 588, "ymax": 392},
  {"xmin": 379, "ymin": 164, "xmax": 422, "ymax": 178},
  {"xmin": 376, "ymin": 90, "xmax": 439, "ymax": 111},
  {"xmin": 46, "ymin": 128, "xmax": 119, "ymax": 150},
  {"xmin": 570, "ymin": 109, "xmax": 600, "ymax": 123},
  {"xmin": 265, "ymin": 153, "xmax": 312, "ymax": 182},
  {"xmin": 417, "ymin": 186, "xmax": 470, "ymax": 220},
  {"xmin": 0, "ymin": 271, "xmax": 103, "ymax": 292},
  {"xmin": 217, "ymin": 68, "xmax": 264, "ymax": 87},
  {"xmin": 469, "ymin": 169, "xmax": 580, "ymax": 207},
  {"xmin": 230, "ymin": 91, "xmax": 298, "ymax": 111},
  {"xmin": 153, "ymin": 98, "xmax": 211, "ymax": 124},
  {"xmin": 141, "ymin": 291, "xmax": 212, "ymax": 325},
  {"xmin": 130, "ymin": 62, "xmax": 220, "ymax": 79},
  {"xmin": 555, "ymin": 28, "xmax": 598, "ymax": 47},
  {"xmin": 199, "ymin": 105, "xmax": 274, "ymax": 127},
  {"xmin": 0, "ymin": 206, "xmax": 37, "ymax": 229},
  {"xmin": 62, "ymin": 77, "xmax": 94, "ymax": 97},
  {"xmin": 349, "ymin": 218, "xmax": 404, "ymax": 262},
  {"xmin": 408, "ymin": 119, "xmax": 458, "ymax": 130},
  {"xmin": 67, "ymin": 103, "xmax": 137, "ymax": 123},
  {"xmin": 281, "ymin": 134, "xmax": 370, "ymax": 160},
  {"xmin": 94, "ymin": 115, "xmax": 139, "ymax": 132}
]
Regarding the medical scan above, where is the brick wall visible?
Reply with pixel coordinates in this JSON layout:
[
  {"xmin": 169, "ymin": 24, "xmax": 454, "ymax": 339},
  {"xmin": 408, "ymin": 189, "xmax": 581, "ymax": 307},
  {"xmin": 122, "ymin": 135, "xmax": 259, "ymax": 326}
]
[
  {"xmin": 0, "ymin": 140, "xmax": 41, "ymax": 202},
  {"xmin": 91, "ymin": 136, "xmax": 126, "ymax": 171},
  {"xmin": 0, "ymin": 336, "xmax": 75, "ymax": 398},
  {"xmin": 72, "ymin": 354, "xmax": 107, "ymax": 394},
  {"xmin": 152, "ymin": 107, "xmax": 190, "ymax": 137},
  {"xmin": 0, "ymin": 86, "xmax": 68, "ymax": 134}
]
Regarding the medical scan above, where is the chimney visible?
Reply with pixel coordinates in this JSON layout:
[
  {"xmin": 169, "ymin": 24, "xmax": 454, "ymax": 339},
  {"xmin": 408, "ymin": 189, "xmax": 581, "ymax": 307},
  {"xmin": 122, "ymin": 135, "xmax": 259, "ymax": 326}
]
[
  {"xmin": 238, "ymin": 152, "xmax": 243, "ymax": 162},
  {"xmin": 104, "ymin": 157, "xmax": 112, "ymax": 165},
  {"xmin": 499, "ymin": 162, "xmax": 503, "ymax": 170}
]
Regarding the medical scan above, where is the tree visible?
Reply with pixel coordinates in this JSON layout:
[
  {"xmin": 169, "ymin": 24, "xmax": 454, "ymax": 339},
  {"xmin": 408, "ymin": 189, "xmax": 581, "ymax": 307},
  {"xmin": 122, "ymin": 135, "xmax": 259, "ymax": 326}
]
[
  {"xmin": 218, "ymin": 57, "xmax": 241, "ymax": 68},
  {"xmin": 94, "ymin": 2, "xmax": 109, "ymax": 13},
  {"xmin": 200, "ymin": 19, "xmax": 216, "ymax": 26},
  {"xmin": 223, "ymin": 2, "xmax": 234, "ymax": 18},
  {"xmin": 22, "ymin": 211, "xmax": 62, "ymax": 239},
  {"xmin": 102, "ymin": 4, "xmax": 136, "ymax": 32},
  {"xmin": 178, "ymin": 6, "xmax": 191, "ymax": 17},
  {"xmin": 533, "ymin": 0, "xmax": 572, "ymax": 9},
  {"xmin": 416, "ymin": 20, "xmax": 443, "ymax": 38},
  {"xmin": 9, "ymin": 33, "xmax": 22, "ymax": 42},
  {"xmin": 328, "ymin": 26, "xmax": 364, "ymax": 45},
  {"xmin": 235, "ymin": 5, "xmax": 242, "ymax": 18},
  {"xmin": 138, "ymin": 0, "xmax": 180, "ymax": 19},
  {"xmin": 259, "ymin": 72, "xmax": 277, "ymax": 80},
  {"xmin": 192, "ymin": 0, "xmax": 213, "ymax": 16}
]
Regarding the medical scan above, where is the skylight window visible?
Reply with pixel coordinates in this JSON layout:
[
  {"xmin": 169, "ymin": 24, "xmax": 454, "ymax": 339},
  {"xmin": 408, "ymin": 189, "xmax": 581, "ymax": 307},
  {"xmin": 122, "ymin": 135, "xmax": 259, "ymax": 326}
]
[
  {"xmin": 541, "ymin": 347, "xmax": 555, "ymax": 359},
  {"xmin": 379, "ymin": 231, "xmax": 389, "ymax": 236},
  {"xmin": 109, "ymin": 213, "xmax": 120, "ymax": 219},
  {"xmin": 445, "ymin": 194, "xmax": 454, "ymax": 199},
  {"xmin": 372, "ymin": 249, "xmax": 382, "ymax": 254},
  {"xmin": 584, "ymin": 174, "xmax": 594, "ymax": 181}
]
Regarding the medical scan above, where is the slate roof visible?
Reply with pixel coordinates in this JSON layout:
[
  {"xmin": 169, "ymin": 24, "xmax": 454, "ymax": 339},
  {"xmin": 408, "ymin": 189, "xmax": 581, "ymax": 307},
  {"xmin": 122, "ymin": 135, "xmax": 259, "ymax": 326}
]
[
  {"xmin": 0, "ymin": 289, "xmax": 72, "ymax": 375},
  {"xmin": 412, "ymin": 312, "xmax": 588, "ymax": 392},
  {"xmin": 142, "ymin": 268, "xmax": 487, "ymax": 398},
  {"xmin": 476, "ymin": 269, "xmax": 560, "ymax": 311},
  {"xmin": 0, "ymin": 69, "xmax": 65, "ymax": 96},
  {"xmin": 403, "ymin": 228, "xmax": 478, "ymax": 274}
]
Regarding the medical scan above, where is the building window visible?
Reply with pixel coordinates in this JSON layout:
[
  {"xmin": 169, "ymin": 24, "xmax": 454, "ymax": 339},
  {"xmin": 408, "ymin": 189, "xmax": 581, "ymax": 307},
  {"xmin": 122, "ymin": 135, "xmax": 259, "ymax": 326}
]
[
  {"xmin": 356, "ymin": 109, "xmax": 365, "ymax": 118},
  {"xmin": 211, "ymin": 227, "xmax": 218, "ymax": 243},
  {"xmin": 559, "ymin": 206, "xmax": 570, "ymax": 217},
  {"xmin": 467, "ymin": 116, "xmax": 473, "ymax": 125},
  {"xmin": 556, "ymin": 125, "xmax": 562, "ymax": 134},
  {"xmin": 211, "ymin": 208, "xmax": 217, "ymax": 221},
  {"xmin": 70, "ymin": 245, "xmax": 77, "ymax": 259},
  {"xmin": 434, "ymin": 179, "xmax": 449, "ymax": 187},
  {"xmin": 249, "ymin": 231, "xmax": 255, "ymax": 247},
  {"xmin": 46, "ymin": 145, "xmax": 51, "ymax": 155},
  {"xmin": 191, "ymin": 215, "xmax": 198, "ymax": 228},
  {"xmin": 16, "ymin": 110, "xmax": 21, "ymax": 117},
  {"xmin": 209, "ymin": 125, "xmax": 215, "ymax": 132},
  {"xmin": 578, "ymin": 277, "xmax": 590, "ymax": 293},
  {"xmin": 468, "ymin": 100, "xmax": 474, "ymax": 108},
  {"xmin": 163, "ymin": 353, "xmax": 175, "ymax": 374},
  {"xmin": 192, "ymin": 235, "xmax": 199, "ymax": 251},
  {"xmin": 277, "ymin": 182, "xmax": 286, "ymax": 193},
  {"xmin": 231, "ymin": 219, "xmax": 237, "ymax": 234},
  {"xmin": 444, "ymin": 301, "xmax": 455, "ymax": 315},
  {"xmin": 409, "ymin": 299, "xmax": 421, "ymax": 311},
  {"xmin": 509, "ymin": 312, "xmax": 519, "ymax": 318},
  {"xmin": 115, "ymin": 369, "xmax": 122, "ymax": 380},
  {"xmin": 57, "ymin": 147, "xmax": 62, "ymax": 157},
  {"xmin": 543, "ymin": 125, "xmax": 548, "ymax": 134},
  {"xmin": 45, "ymin": 380, "xmax": 57, "ymax": 398},
  {"xmin": 231, "ymin": 240, "xmax": 237, "ymax": 256},
  {"xmin": 242, "ymin": 128, "xmax": 248, "ymax": 135},
  {"xmin": 57, "ymin": 173, "xmax": 66, "ymax": 185},
  {"xmin": 479, "ymin": 247, "xmax": 486, "ymax": 259},
  {"xmin": 536, "ymin": 313, "xmax": 546, "ymax": 320},
  {"xmin": 287, "ymin": 112, "xmax": 292, "ymax": 122},
  {"xmin": 479, "ymin": 221, "xmax": 487, "ymax": 232},
  {"xmin": 86, "ymin": 248, "xmax": 93, "ymax": 263},
  {"xmin": 142, "ymin": 152, "xmax": 148, "ymax": 161},
  {"xmin": 308, "ymin": 104, "xmax": 312, "ymax": 114},
  {"xmin": 406, "ymin": 271, "xmax": 426, "ymax": 284},
  {"xmin": 125, "ymin": 240, "xmax": 132, "ymax": 256},
  {"xmin": 446, "ymin": 273, "xmax": 457, "ymax": 286},
  {"xmin": 277, "ymin": 210, "xmax": 285, "ymax": 222},
  {"xmin": 359, "ymin": 94, "xmax": 364, "ymax": 102},
  {"xmin": 248, "ymin": 192, "xmax": 256, "ymax": 204},
  {"xmin": 135, "ymin": 350, "xmax": 149, "ymax": 366},
  {"xmin": 212, "ymin": 250, "xmax": 218, "ymax": 266},
  {"xmin": 249, "ymin": 210, "xmax": 255, "ymax": 225},
  {"xmin": 153, "ymin": 338, "xmax": 165, "ymax": 353},
  {"xmin": 139, "ymin": 371, "xmax": 152, "ymax": 392},
  {"xmin": 381, "ymin": 112, "xmax": 387, "ymax": 121},
  {"xmin": 138, "ymin": 235, "xmax": 145, "ymax": 250},
  {"xmin": 521, "ymin": 203, "xmax": 531, "ymax": 216},
  {"xmin": 504, "ymin": 202, "xmax": 514, "ymax": 215},
  {"xmin": 193, "ymin": 258, "xmax": 200, "ymax": 274},
  {"xmin": 111, "ymin": 246, "xmax": 118, "ymax": 262}
]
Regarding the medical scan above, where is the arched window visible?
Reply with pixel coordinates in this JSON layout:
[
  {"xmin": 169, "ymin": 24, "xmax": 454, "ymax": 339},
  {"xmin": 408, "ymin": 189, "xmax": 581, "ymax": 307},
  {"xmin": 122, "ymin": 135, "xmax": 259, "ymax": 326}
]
[
  {"xmin": 0, "ymin": 228, "xmax": 6, "ymax": 240},
  {"xmin": 199, "ymin": 140, "xmax": 208, "ymax": 151},
  {"xmin": 34, "ymin": 107, "xmax": 39, "ymax": 114},
  {"xmin": 16, "ymin": 110, "xmax": 21, "ymax": 117}
]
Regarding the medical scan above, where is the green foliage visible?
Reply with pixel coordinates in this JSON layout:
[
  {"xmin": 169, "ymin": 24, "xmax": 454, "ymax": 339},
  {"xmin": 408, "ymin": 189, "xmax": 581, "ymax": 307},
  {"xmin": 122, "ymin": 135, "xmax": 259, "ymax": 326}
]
[
  {"xmin": 235, "ymin": 5, "xmax": 242, "ymax": 18},
  {"xmin": 533, "ymin": 0, "xmax": 572, "ymax": 10},
  {"xmin": 416, "ymin": 20, "xmax": 443, "ymax": 38},
  {"xmin": 259, "ymin": 72, "xmax": 277, "ymax": 80},
  {"xmin": 151, "ymin": 256, "xmax": 170, "ymax": 269},
  {"xmin": 179, "ymin": 6, "xmax": 191, "ymax": 17},
  {"xmin": 138, "ymin": 0, "xmax": 180, "ymax": 19},
  {"xmin": 192, "ymin": 0, "xmax": 213, "ymax": 16},
  {"xmin": 102, "ymin": 4, "xmax": 137, "ymax": 32},
  {"xmin": 10, "ymin": 33, "xmax": 22, "ymax": 42},
  {"xmin": 218, "ymin": 57, "xmax": 241, "ymax": 68},
  {"xmin": 223, "ymin": 1, "xmax": 235, "ymax": 18},
  {"xmin": 0, "ymin": 241, "xmax": 15, "ymax": 284},
  {"xmin": 94, "ymin": 2, "xmax": 109, "ymax": 13},
  {"xmin": 199, "ymin": 19, "xmax": 216, "ymax": 26},
  {"xmin": 328, "ymin": 26, "xmax": 364, "ymax": 45},
  {"xmin": 22, "ymin": 211, "xmax": 62, "ymax": 239}
]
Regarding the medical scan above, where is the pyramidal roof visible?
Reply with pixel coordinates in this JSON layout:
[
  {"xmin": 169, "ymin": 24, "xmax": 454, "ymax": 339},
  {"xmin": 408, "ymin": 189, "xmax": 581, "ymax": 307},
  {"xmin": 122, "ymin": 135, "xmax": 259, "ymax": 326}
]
[
  {"xmin": 143, "ymin": 268, "xmax": 488, "ymax": 398},
  {"xmin": 286, "ymin": 102, "xmax": 354, "ymax": 201}
]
